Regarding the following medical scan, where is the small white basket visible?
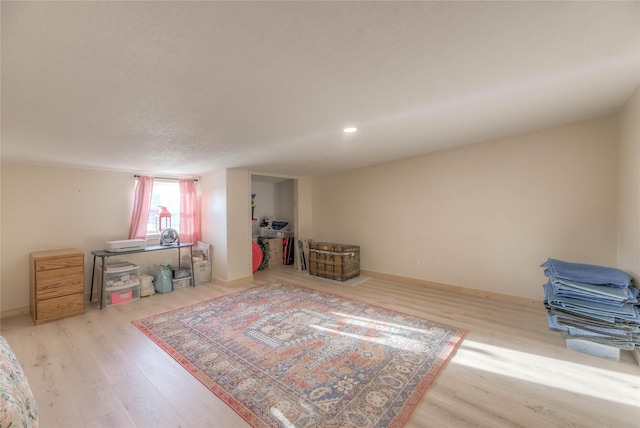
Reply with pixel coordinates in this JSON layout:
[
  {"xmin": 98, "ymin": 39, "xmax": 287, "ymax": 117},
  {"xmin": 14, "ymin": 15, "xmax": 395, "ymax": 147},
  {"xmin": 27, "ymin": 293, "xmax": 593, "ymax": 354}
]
[
  {"xmin": 172, "ymin": 277, "xmax": 191, "ymax": 289},
  {"xmin": 192, "ymin": 261, "xmax": 212, "ymax": 285}
]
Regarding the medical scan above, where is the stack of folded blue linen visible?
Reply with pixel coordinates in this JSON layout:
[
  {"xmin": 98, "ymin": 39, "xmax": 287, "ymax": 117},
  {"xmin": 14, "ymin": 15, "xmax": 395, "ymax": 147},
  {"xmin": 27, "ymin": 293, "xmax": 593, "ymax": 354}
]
[{"xmin": 541, "ymin": 258, "xmax": 640, "ymax": 351}]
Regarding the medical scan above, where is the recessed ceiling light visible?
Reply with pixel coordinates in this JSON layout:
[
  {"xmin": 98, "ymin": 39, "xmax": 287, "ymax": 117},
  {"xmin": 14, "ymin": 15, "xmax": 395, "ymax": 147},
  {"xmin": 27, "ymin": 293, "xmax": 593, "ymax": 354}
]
[{"xmin": 344, "ymin": 127, "xmax": 358, "ymax": 133}]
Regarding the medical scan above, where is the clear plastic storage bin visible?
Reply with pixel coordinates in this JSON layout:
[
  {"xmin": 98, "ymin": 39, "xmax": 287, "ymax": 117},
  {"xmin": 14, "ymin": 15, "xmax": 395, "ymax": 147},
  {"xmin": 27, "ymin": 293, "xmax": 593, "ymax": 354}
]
[
  {"xmin": 102, "ymin": 262, "xmax": 140, "ymax": 289},
  {"xmin": 97, "ymin": 262, "xmax": 141, "ymax": 306},
  {"xmin": 104, "ymin": 283, "xmax": 140, "ymax": 306}
]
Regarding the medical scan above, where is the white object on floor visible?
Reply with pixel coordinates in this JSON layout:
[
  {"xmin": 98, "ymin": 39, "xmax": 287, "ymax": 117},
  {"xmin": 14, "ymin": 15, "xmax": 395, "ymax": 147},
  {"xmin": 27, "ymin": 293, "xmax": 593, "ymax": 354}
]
[
  {"xmin": 140, "ymin": 273, "xmax": 155, "ymax": 297},
  {"xmin": 565, "ymin": 339, "xmax": 620, "ymax": 360}
]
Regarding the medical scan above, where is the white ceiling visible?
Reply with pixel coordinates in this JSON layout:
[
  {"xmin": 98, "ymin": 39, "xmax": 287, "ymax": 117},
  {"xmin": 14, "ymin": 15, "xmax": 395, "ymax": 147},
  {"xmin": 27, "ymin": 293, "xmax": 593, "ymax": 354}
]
[{"xmin": 2, "ymin": 1, "xmax": 639, "ymax": 178}]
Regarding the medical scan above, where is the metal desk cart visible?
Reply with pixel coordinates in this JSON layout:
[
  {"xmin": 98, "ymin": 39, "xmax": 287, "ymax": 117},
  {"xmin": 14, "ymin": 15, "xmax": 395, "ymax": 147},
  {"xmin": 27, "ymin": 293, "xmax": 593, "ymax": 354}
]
[{"xmin": 90, "ymin": 243, "xmax": 194, "ymax": 309}]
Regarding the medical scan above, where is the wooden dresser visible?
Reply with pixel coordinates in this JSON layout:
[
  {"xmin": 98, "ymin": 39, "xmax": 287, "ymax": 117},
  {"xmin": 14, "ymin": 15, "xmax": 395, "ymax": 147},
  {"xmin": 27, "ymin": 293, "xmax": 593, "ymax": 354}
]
[{"xmin": 30, "ymin": 248, "xmax": 85, "ymax": 325}]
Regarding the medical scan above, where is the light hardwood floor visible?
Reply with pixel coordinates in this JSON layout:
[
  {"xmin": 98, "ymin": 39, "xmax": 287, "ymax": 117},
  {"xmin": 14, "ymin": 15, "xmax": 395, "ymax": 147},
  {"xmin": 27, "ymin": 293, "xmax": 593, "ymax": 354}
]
[{"xmin": 2, "ymin": 267, "xmax": 639, "ymax": 427}]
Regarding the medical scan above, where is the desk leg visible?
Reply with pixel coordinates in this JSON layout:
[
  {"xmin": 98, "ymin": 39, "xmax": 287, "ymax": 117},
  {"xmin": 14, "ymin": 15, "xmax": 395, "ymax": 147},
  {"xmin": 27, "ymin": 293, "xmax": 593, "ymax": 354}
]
[
  {"xmin": 99, "ymin": 256, "xmax": 107, "ymax": 309},
  {"xmin": 190, "ymin": 246, "xmax": 195, "ymax": 286},
  {"xmin": 90, "ymin": 255, "xmax": 97, "ymax": 302}
]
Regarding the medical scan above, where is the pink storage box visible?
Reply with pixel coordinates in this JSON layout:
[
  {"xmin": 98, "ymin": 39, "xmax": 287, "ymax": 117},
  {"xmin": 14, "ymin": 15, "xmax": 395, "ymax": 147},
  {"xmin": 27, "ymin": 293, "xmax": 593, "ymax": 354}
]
[{"xmin": 111, "ymin": 290, "xmax": 133, "ymax": 304}]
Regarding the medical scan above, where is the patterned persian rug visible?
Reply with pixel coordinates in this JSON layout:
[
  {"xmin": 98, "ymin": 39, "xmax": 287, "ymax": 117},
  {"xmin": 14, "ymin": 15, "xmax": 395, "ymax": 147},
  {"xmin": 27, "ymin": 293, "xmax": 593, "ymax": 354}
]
[{"xmin": 133, "ymin": 283, "xmax": 465, "ymax": 427}]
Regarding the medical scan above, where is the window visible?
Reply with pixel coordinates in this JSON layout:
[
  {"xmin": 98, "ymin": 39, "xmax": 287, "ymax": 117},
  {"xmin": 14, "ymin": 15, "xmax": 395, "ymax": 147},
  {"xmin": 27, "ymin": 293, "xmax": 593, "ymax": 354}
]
[
  {"xmin": 146, "ymin": 180, "xmax": 181, "ymax": 234},
  {"xmin": 129, "ymin": 176, "xmax": 200, "ymax": 243}
]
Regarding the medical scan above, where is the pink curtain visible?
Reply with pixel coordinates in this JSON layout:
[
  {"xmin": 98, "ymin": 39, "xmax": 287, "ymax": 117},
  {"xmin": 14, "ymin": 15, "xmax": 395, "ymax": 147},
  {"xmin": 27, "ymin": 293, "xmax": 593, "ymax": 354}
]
[
  {"xmin": 179, "ymin": 179, "xmax": 201, "ymax": 244},
  {"xmin": 128, "ymin": 176, "xmax": 154, "ymax": 240}
]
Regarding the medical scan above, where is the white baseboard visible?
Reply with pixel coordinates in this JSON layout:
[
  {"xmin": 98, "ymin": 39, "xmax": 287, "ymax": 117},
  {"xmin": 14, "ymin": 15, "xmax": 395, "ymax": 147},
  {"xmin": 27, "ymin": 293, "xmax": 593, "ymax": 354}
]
[
  {"xmin": 211, "ymin": 275, "xmax": 254, "ymax": 286},
  {"xmin": 1, "ymin": 306, "xmax": 29, "ymax": 320},
  {"xmin": 359, "ymin": 269, "xmax": 543, "ymax": 308}
]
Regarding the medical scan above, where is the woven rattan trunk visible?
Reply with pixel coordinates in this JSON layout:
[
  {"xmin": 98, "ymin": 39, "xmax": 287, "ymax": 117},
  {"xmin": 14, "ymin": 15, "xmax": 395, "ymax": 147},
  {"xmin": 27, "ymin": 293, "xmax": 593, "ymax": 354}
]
[{"xmin": 308, "ymin": 242, "xmax": 360, "ymax": 281}]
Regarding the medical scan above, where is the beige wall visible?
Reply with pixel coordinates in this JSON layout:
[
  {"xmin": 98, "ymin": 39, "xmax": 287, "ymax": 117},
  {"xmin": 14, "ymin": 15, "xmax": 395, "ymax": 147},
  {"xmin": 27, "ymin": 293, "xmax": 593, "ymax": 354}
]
[
  {"xmin": 2, "ymin": 105, "xmax": 633, "ymax": 311},
  {"xmin": 295, "ymin": 177, "xmax": 313, "ymax": 241},
  {"xmin": 617, "ymin": 87, "xmax": 640, "ymax": 281},
  {"xmin": 226, "ymin": 168, "xmax": 252, "ymax": 281},
  {"xmin": 250, "ymin": 179, "xmax": 295, "ymax": 226},
  {"xmin": 251, "ymin": 181, "xmax": 279, "ymax": 222},
  {"xmin": 199, "ymin": 168, "xmax": 253, "ymax": 283},
  {"xmin": 0, "ymin": 165, "xmax": 205, "ymax": 314},
  {"xmin": 0, "ymin": 163, "xmax": 273, "ymax": 314},
  {"xmin": 199, "ymin": 168, "xmax": 228, "ymax": 283},
  {"xmin": 311, "ymin": 116, "xmax": 619, "ymax": 300},
  {"xmin": 1, "ymin": 164, "xmax": 134, "ymax": 313}
]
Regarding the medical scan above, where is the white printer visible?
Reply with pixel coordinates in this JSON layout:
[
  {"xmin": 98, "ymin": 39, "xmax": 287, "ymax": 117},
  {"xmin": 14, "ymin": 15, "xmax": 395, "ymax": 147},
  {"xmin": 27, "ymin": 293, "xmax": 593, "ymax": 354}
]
[{"xmin": 104, "ymin": 239, "xmax": 147, "ymax": 252}]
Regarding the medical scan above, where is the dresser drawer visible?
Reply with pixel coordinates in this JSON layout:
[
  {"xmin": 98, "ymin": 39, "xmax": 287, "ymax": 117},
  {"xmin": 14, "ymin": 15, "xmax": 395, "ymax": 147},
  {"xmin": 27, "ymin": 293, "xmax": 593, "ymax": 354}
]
[
  {"xmin": 35, "ymin": 255, "xmax": 83, "ymax": 272},
  {"xmin": 36, "ymin": 293, "xmax": 84, "ymax": 321},
  {"xmin": 35, "ymin": 266, "xmax": 84, "ymax": 299},
  {"xmin": 31, "ymin": 248, "xmax": 85, "ymax": 325}
]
